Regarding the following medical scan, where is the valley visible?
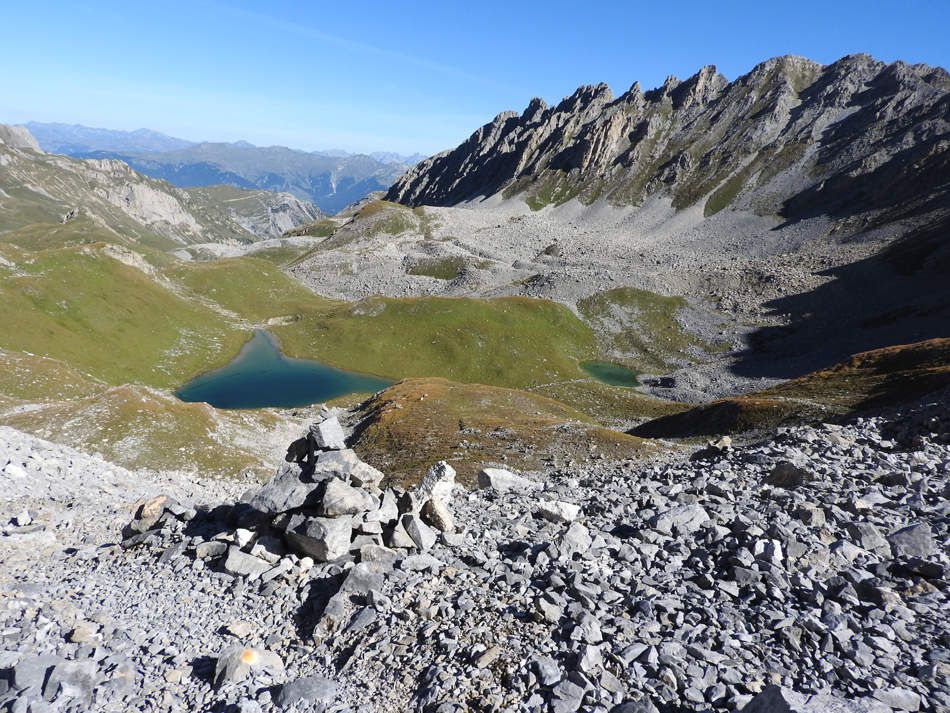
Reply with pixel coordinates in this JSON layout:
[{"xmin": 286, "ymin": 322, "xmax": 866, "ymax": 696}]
[{"xmin": 0, "ymin": 44, "xmax": 948, "ymax": 713}]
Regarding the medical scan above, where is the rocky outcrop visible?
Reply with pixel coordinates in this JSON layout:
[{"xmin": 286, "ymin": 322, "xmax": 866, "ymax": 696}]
[
  {"xmin": 387, "ymin": 54, "xmax": 950, "ymax": 225},
  {"xmin": 0, "ymin": 124, "xmax": 41, "ymax": 151}
]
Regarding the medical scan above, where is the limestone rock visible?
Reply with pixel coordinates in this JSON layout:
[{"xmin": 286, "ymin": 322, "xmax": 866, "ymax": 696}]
[
  {"xmin": 415, "ymin": 460, "xmax": 456, "ymax": 502},
  {"xmin": 401, "ymin": 513, "xmax": 437, "ymax": 551},
  {"xmin": 420, "ymin": 497, "xmax": 454, "ymax": 532},
  {"xmin": 319, "ymin": 477, "xmax": 377, "ymax": 517},
  {"xmin": 214, "ymin": 646, "xmax": 284, "ymax": 687},
  {"xmin": 887, "ymin": 522, "xmax": 934, "ymax": 558},
  {"xmin": 477, "ymin": 467, "xmax": 539, "ymax": 493},
  {"xmin": 740, "ymin": 685, "xmax": 892, "ymax": 712},
  {"xmin": 284, "ymin": 514, "xmax": 352, "ymax": 561},
  {"xmin": 222, "ymin": 546, "xmax": 272, "ymax": 580},
  {"xmin": 537, "ymin": 500, "xmax": 582, "ymax": 523},
  {"xmin": 765, "ymin": 461, "xmax": 810, "ymax": 488},
  {"xmin": 310, "ymin": 417, "xmax": 347, "ymax": 450},
  {"xmin": 248, "ymin": 463, "xmax": 320, "ymax": 515},
  {"xmin": 277, "ymin": 675, "xmax": 338, "ymax": 707}
]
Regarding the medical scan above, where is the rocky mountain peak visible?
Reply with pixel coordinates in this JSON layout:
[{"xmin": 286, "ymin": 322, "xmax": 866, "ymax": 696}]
[
  {"xmin": 0, "ymin": 124, "xmax": 41, "ymax": 152},
  {"xmin": 385, "ymin": 52, "xmax": 949, "ymax": 226},
  {"xmin": 521, "ymin": 97, "xmax": 549, "ymax": 123}
]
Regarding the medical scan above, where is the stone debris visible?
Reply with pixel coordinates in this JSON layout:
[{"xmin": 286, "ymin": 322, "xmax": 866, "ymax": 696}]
[
  {"xmin": 213, "ymin": 646, "xmax": 284, "ymax": 687},
  {"xmin": 478, "ymin": 466, "xmax": 540, "ymax": 493},
  {"xmin": 309, "ymin": 416, "xmax": 347, "ymax": 450},
  {"xmin": 1, "ymin": 391, "xmax": 949, "ymax": 712}
]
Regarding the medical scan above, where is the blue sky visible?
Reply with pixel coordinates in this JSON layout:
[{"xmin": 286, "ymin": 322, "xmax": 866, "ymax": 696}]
[{"xmin": 1, "ymin": 1, "xmax": 947, "ymax": 155}]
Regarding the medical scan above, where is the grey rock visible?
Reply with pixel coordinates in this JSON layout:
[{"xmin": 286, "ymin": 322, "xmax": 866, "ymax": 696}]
[
  {"xmin": 415, "ymin": 460, "xmax": 457, "ymax": 502},
  {"xmin": 319, "ymin": 477, "xmax": 376, "ymax": 516},
  {"xmin": 196, "ymin": 540, "xmax": 228, "ymax": 560},
  {"xmin": 766, "ymin": 461, "xmax": 810, "ymax": 488},
  {"xmin": 223, "ymin": 546, "xmax": 272, "ymax": 580},
  {"xmin": 420, "ymin": 497, "xmax": 454, "ymax": 532},
  {"xmin": 285, "ymin": 514, "xmax": 352, "ymax": 561},
  {"xmin": 560, "ymin": 522, "xmax": 593, "ymax": 558},
  {"xmin": 349, "ymin": 460, "xmax": 385, "ymax": 488},
  {"xmin": 872, "ymin": 687, "xmax": 922, "ymax": 711},
  {"xmin": 477, "ymin": 467, "xmax": 539, "ymax": 493},
  {"xmin": 214, "ymin": 646, "xmax": 284, "ymax": 687},
  {"xmin": 249, "ymin": 463, "xmax": 319, "ymax": 515},
  {"xmin": 10, "ymin": 655, "xmax": 59, "ymax": 691},
  {"xmin": 401, "ymin": 513, "xmax": 437, "ymax": 551},
  {"xmin": 537, "ymin": 500, "xmax": 582, "ymax": 523},
  {"xmin": 277, "ymin": 675, "xmax": 339, "ymax": 707},
  {"xmin": 887, "ymin": 522, "xmax": 934, "ymax": 558},
  {"xmin": 847, "ymin": 522, "xmax": 891, "ymax": 556},
  {"xmin": 740, "ymin": 685, "xmax": 892, "ymax": 712},
  {"xmin": 342, "ymin": 562, "xmax": 385, "ymax": 595},
  {"xmin": 650, "ymin": 503, "xmax": 710, "ymax": 535},
  {"xmin": 310, "ymin": 417, "xmax": 347, "ymax": 450}
]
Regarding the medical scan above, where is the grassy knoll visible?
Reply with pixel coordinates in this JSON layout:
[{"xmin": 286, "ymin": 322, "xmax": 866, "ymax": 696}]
[
  {"xmin": 0, "ymin": 350, "xmax": 104, "ymax": 402},
  {"xmin": 531, "ymin": 379, "xmax": 689, "ymax": 424},
  {"xmin": 244, "ymin": 243, "xmax": 318, "ymax": 266},
  {"xmin": 0, "ymin": 245, "xmax": 246, "ymax": 388},
  {"xmin": 284, "ymin": 218, "xmax": 340, "ymax": 238},
  {"xmin": 633, "ymin": 338, "xmax": 950, "ymax": 438},
  {"xmin": 351, "ymin": 377, "xmax": 658, "ymax": 486},
  {"xmin": 578, "ymin": 287, "xmax": 714, "ymax": 372},
  {"xmin": 2, "ymin": 384, "xmax": 293, "ymax": 477},
  {"xmin": 273, "ymin": 296, "xmax": 600, "ymax": 388},
  {"xmin": 169, "ymin": 256, "xmax": 335, "ymax": 322}
]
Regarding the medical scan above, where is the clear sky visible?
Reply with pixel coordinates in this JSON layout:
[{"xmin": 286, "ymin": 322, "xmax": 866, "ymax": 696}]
[{"xmin": 1, "ymin": 0, "xmax": 947, "ymax": 155}]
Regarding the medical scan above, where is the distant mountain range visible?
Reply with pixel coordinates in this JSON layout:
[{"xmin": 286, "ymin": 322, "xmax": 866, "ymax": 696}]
[
  {"xmin": 0, "ymin": 124, "xmax": 321, "ymax": 244},
  {"xmin": 24, "ymin": 122, "xmax": 424, "ymax": 213}
]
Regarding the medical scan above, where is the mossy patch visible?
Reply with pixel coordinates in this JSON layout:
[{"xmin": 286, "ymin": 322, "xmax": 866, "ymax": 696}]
[
  {"xmin": 577, "ymin": 287, "xmax": 713, "ymax": 372},
  {"xmin": 406, "ymin": 257, "xmax": 467, "ymax": 280}
]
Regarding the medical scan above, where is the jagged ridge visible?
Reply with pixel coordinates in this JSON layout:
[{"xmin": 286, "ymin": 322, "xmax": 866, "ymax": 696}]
[{"xmin": 387, "ymin": 54, "xmax": 950, "ymax": 223}]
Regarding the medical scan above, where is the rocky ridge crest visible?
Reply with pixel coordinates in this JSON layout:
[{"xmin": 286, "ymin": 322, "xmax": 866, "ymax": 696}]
[{"xmin": 387, "ymin": 54, "xmax": 949, "ymax": 231}]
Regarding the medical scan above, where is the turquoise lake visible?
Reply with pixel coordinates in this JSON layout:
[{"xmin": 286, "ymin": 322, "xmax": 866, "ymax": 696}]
[
  {"xmin": 580, "ymin": 360, "xmax": 640, "ymax": 387},
  {"xmin": 176, "ymin": 330, "xmax": 393, "ymax": 409}
]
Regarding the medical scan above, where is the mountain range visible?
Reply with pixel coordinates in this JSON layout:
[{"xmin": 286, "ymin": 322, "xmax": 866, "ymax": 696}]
[
  {"xmin": 25, "ymin": 122, "xmax": 420, "ymax": 213},
  {"xmin": 293, "ymin": 53, "xmax": 949, "ymax": 399},
  {"xmin": 0, "ymin": 125, "xmax": 321, "ymax": 245},
  {"xmin": 387, "ymin": 53, "xmax": 948, "ymax": 219}
]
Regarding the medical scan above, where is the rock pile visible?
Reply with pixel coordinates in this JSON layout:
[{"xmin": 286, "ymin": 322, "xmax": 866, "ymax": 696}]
[{"xmin": 1, "ymin": 394, "xmax": 949, "ymax": 712}]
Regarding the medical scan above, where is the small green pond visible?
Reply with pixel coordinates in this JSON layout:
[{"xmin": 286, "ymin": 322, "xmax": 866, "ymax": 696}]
[
  {"xmin": 580, "ymin": 360, "xmax": 640, "ymax": 387},
  {"xmin": 176, "ymin": 330, "xmax": 392, "ymax": 409}
]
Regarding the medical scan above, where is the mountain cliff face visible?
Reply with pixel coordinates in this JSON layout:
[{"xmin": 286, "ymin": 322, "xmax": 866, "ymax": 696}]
[{"xmin": 387, "ymin": 54, "xmax": 949, "ymax": 225}]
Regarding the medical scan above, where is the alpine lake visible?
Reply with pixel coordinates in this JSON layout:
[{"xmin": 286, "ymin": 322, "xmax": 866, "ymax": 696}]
[
  {"xmin": 176, "ymin": 330, "xmax": 393, "ymax": 409},
  {"xmin": 177, "ymin": 332, "xmax": 639, "ymax": 410}
]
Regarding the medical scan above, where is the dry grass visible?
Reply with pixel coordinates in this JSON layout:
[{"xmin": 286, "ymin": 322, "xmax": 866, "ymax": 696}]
[{"xmin": 350, "ymin": 377, "xmax": 658, "ymax": 488}]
